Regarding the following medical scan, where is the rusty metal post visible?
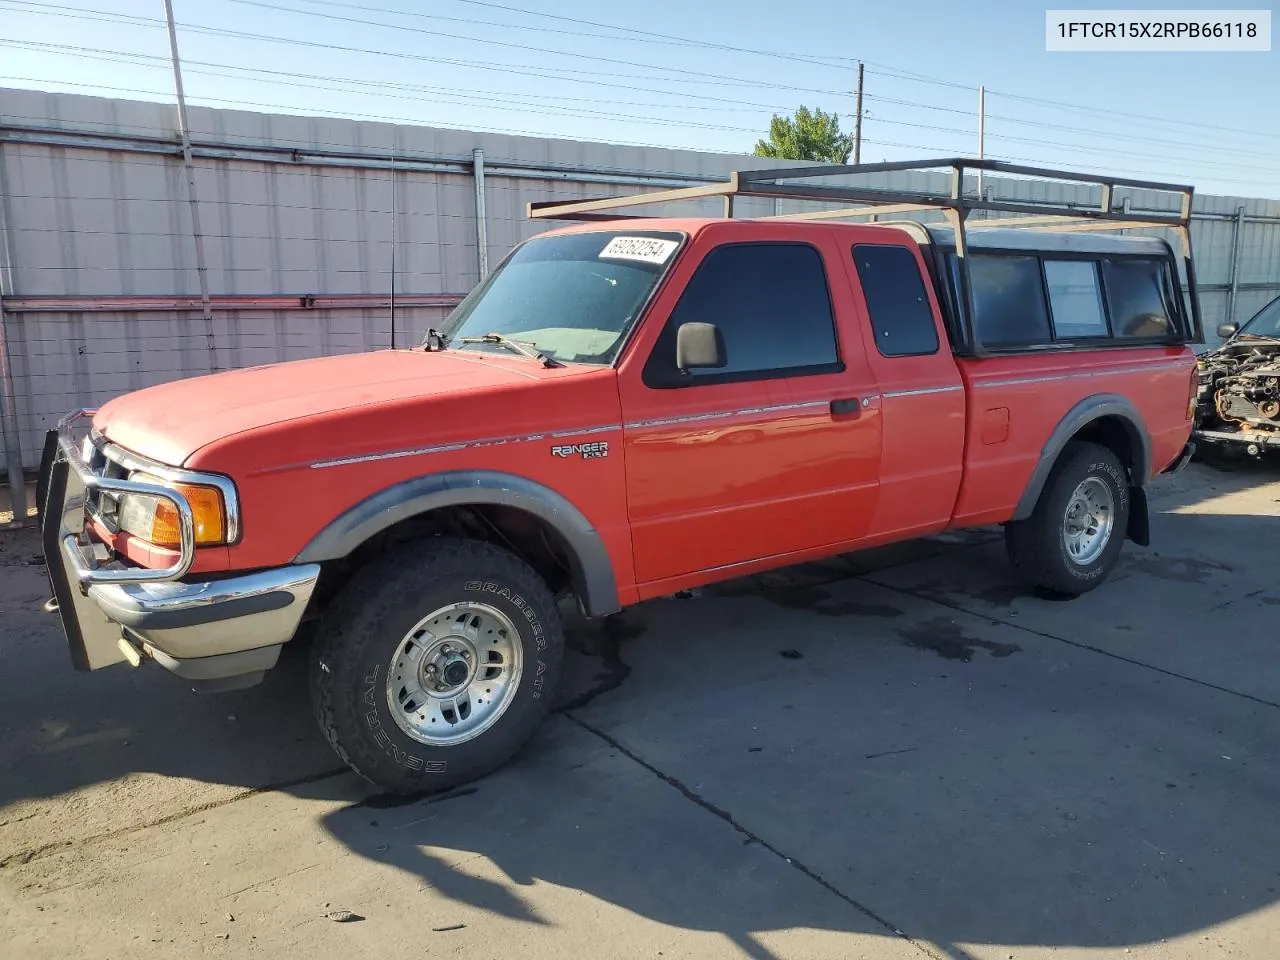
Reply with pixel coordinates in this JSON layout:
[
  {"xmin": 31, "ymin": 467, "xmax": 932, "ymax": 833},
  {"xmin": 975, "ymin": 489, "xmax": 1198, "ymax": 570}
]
[
  {"xmin": 163, "ymin": 0, "xmax": 218, "ymax": 373},
  {"xmin": 0, "ymin": 141, "xmax": 28, "ymax": 523},
  {"xmin": 1226, "ymin": 205, "xmax": 1246, "ymax": 328},
  {"xmin": 473, "ymin": 148, "xmax": 489, "ymax": 280},
  {"xmin": 853, "ymin": 62, "xmax": 864, "ymax": 165},
  {"xmin": 976, "ymin": 85, "xmax": 986, "ymax": 201}
]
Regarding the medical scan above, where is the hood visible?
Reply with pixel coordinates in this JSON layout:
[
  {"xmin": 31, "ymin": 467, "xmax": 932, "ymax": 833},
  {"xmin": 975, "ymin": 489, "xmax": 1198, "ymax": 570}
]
[{"xmin": 94, "ymin": 349, "xmax": 569, "ymax": 466}]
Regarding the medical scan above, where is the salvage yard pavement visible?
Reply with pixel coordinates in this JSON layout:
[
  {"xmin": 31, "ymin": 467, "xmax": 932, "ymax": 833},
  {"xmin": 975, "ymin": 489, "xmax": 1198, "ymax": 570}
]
[{"xmin": 3, "ymin": 460, "xmax": 1280, "ymax": 960}]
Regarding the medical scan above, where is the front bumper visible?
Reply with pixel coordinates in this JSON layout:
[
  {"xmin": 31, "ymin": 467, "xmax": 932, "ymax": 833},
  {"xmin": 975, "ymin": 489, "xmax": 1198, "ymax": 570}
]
[
  {"xmin": 1193, "ymin": 426, "xmax": 1280, "ymax": 454},
  {"xmin": 38, "ymin": 412, "xmax": 320, "ymax": 687}
]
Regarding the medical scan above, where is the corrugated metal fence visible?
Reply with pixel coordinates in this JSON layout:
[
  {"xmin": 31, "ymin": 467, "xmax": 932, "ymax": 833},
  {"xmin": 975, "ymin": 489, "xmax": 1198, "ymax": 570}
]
[{"xmin": 3, "ymin": 87, "xmax": 1280, "ymax": 515}]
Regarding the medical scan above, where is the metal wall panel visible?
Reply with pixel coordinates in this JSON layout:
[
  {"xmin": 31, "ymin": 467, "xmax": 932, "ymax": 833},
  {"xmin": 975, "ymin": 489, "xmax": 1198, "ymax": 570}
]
[{"xmin": 3, "ymin": 86, "xmax": 1280, "ymax": 478}]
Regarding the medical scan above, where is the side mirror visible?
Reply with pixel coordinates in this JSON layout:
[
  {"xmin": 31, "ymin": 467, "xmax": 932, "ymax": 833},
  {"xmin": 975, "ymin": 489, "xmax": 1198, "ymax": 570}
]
[
  {"xmin": 1217, "ymin": 322, "xmax": 1240, "ymax": 339},
  {"xmin": 675, "ymin": 322, "xmax": 726, "ymax": 371}
]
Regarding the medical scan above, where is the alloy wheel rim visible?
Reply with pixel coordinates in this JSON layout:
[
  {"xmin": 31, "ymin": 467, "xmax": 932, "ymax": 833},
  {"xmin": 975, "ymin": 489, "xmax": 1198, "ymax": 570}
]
[
  {"xmin": 1061, "ymin": 476, "xmax": 1115, "ymax": 566},
  {"xmin": 385, "ymin": 601, "xmax": 524, "ymax": 746}
]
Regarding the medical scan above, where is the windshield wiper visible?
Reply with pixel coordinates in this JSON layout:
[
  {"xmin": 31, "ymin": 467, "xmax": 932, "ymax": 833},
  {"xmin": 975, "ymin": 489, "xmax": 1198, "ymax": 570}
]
[{"xmin": 457, "ymin": 333, "xmax": 563, "ymax": 368}]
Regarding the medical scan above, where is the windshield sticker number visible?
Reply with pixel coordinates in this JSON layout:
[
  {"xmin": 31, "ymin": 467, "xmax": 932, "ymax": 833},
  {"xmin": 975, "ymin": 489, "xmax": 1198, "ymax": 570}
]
[{"xmin": 598, "ymin": 236, "xmax": 678, "ymax": 265}]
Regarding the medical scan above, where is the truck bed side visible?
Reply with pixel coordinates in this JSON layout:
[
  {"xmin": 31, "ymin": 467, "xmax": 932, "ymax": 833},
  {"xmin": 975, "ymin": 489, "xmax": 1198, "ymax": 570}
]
[{"xmin": 950, "ymin": 347, "xmax": 1196, "ymax": 528}]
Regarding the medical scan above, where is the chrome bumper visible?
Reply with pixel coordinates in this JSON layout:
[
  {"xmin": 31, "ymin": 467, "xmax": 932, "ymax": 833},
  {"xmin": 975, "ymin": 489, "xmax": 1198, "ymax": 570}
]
[{"xmin": 38, "ymin": 411, "xmax": 319, "ymax": 686}]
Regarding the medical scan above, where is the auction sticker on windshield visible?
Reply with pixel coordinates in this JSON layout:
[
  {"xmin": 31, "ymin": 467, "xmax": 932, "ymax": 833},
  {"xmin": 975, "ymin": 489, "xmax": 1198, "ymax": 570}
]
[{"xmin": 599, "ymin": 236, "xmax": 679, "ymax": 265}]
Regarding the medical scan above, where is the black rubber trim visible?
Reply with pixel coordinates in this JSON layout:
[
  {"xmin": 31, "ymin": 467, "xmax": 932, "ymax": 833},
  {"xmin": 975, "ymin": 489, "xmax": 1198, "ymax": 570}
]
[
  {"xmin": 36, "ymin": 428, "xmax": 59, "ymax": 521},
  {"xmin": 1127, "ymin": 485, "xmax": 1151, "ymax": 546},
  {"xmin": 93, "ymin": 588, "xmax": 295, "ymax": 631},
  {"xmin": 40, "ymin": 457, "xmax": 92, "ymax": 672},
  {"xmin": 293, "ymin": 469, "xmax": 621, "ymax": 617},
  {"xmin": 1161, "ymin": 441, "xmax": 1196, "ymax": 473},
  {"xmin": 1012, "ymin": 393, "xmax": 1153, "ymax": 522}
]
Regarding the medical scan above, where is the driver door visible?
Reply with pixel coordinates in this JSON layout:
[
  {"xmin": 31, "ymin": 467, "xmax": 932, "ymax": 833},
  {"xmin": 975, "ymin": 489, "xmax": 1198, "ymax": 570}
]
[{"xmin": 616, "ymin": 225, "xmax": 883, "ymax": 593}]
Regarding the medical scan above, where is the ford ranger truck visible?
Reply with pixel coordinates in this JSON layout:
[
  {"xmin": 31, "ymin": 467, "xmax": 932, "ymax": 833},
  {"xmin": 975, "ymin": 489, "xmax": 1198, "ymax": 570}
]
[{"xmin": 39, "ymin": 216, "xmax": 1200, "ymax": 794}]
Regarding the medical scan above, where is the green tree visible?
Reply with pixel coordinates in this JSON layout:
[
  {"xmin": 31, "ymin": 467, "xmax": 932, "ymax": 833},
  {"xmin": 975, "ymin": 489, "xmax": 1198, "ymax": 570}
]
[{"xmin": 753, "ymin": 106, "xmax": 854, "ymax": 163}]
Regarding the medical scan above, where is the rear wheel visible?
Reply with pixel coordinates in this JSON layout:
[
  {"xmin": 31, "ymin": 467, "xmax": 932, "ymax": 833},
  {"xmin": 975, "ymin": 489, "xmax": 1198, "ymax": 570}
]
[
  {"xmin": 1005, "ymin": 441, "xmax": 1130, "ymax": 597},
  {"xmin": 310, "ymin": 537, "xmax": 565, "ymax": 794}
]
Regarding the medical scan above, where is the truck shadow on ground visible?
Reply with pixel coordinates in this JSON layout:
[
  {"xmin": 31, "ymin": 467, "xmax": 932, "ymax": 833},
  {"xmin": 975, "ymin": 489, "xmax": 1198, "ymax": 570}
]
[{"xmin": 3, "ymin": 463, "xmax": 1280, "ymax": 957}]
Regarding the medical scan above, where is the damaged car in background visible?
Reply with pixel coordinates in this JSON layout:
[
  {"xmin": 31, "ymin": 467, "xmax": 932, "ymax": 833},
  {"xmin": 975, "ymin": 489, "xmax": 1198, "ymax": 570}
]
[{"xmin": 1195, "ymin": 293, "xmax": 1280, "ymax": 457}]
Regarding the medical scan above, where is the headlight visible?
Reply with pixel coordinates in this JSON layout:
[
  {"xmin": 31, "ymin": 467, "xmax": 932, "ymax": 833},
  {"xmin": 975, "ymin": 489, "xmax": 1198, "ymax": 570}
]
[{"xmin": 117, "ymin": 472, "xmax": 228, "ymax": 547}]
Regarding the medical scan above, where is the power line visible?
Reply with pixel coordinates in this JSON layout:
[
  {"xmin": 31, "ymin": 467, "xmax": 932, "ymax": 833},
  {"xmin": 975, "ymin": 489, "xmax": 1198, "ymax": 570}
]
[
  {"xmin": 7, "ymin": 40, "xmax": 1274, "ymax": 184},
  {"xmin": 3, "ymin": 0, "xmax": 1277, "ymax": 192},
  {"xmin": 864, "ymin": 116, "xmax": 1280, "ymax": 175},
  {"xmin": 862, "ymin": 65, "xmax": 976, "ymax": 93},
  {"xmin": 379, "ymin": 0, "xmax": 976, "ymax": 93},
  {"xmin": 6, "ymin": 37, "xmax": 1272, "ymax": 183},
  {"xmin": 981, "ymin": 109, "xmax": 1280, "ymax": 159},
  {"xmin": 260, "ymin": 0, "xmax": 772, "ymax": 53},
  {"xmin": 6, "ymin": 0, "xmax": 1274, "ymax": 156},
  {"xmin": 0, "ymin": 74, "xmax": 769, "ymax": 136},
  {"xmin": 0, "ymin": 0, "xmax": 855, "ymax": 98},
  {"xmin": 291, "ymin": 0, "xmax": 854, "ymax": 68},
  {"xmin": 13, "ymin": 32, "xmax": 1274, "ymax": 173},
  {"xmin": 989, "ymin": 88, "xmax": 1280, "ymax": 145},
  {"xmin": 220, "ymin": 0, "xmax": 836, "ymax": 89},
  {"xmin": 0, "ymin": 38, "xmax": 803, "ymax": 114},
  {"xmin": 9, "ymin": 0, "xmax": 1271, "ymax": 156}
]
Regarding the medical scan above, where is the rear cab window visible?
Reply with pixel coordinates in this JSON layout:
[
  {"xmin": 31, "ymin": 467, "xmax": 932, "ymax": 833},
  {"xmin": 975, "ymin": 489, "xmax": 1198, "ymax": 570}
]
[
  {"xmin": 1103, "ymin": 258, "xmax": 1176, "ymax": 339},
  {"xmin": 852, "ymin": 244, "xmax": 940, "ymax": 357},
  {"xmin": 940, "ymin": 244, "xmax": 1186, "ymax": 354},
  {"xmin": 1044, "ymin": 260, "xmax": 1109, "ymax": 338}
]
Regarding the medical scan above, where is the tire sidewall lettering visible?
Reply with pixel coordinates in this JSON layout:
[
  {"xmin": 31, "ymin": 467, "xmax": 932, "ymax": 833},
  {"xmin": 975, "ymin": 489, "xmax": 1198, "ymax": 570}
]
[
  {"xmin": 464, "ymin": 579, "xmax": 546, "ymax": 649},
  {"xmin": 360, "ymin": 662, "xmax": 431, "ymax": 774}
]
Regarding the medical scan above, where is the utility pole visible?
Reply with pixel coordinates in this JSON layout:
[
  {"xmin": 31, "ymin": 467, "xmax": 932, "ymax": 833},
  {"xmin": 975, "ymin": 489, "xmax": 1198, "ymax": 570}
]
[
  {"xmin": 163, "ymin": 0, "xmax": 218, "ymax": 372},
  {"xmin": 976, "ymin": 84, "xmax": 986, "ymax": 201},
  {"xmin": 853, "ymin": 61, "xmax": 864, "ymax": 164}
]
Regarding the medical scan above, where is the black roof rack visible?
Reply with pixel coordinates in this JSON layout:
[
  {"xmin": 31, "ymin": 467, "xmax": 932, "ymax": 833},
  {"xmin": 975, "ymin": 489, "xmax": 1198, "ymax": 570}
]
[{"xmin": 526, "ymin": 156, "xmax": 1203, "ymax": 344}]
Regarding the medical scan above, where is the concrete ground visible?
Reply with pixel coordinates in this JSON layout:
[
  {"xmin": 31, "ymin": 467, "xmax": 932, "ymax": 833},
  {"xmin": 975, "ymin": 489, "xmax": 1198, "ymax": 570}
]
[
  {"xmin": 2, "ymin": 460, "xmax": 1280, "ymax": 960},
  {"xmin": 0, "ymin": 477, "xmax": 37, "ymax": 526}
]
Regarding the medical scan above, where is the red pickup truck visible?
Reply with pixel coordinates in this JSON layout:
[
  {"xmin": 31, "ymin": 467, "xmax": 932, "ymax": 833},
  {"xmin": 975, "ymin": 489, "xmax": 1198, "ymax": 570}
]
[{"xmin": 39, "ymin": 159, "xmax": 1201, "ymax": 794}]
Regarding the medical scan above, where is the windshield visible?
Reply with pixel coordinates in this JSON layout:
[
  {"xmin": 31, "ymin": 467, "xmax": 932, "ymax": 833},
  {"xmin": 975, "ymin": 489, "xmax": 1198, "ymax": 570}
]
[
  {"xmin": 1237, "ymin": 294, "xmax": 1280, "ymax": 338},
  {"xmin": 436, "ymin": 230, "xmax": 684, "ymax": 364}
]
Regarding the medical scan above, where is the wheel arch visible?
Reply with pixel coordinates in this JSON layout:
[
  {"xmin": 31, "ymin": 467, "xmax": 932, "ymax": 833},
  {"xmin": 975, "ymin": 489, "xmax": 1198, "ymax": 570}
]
[
  {"xmin": 1012, "ymin": 393, "xmax": 1152, "ymax": 523},
  {"xmin": 294, "ymin": 470, "xmax": 621, "ymax": 617}
]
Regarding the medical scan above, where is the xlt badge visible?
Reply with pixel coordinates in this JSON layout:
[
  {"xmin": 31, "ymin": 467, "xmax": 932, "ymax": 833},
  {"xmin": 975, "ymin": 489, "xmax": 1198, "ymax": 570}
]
[{"xmin": 552, "ymin": 441, "xmax": 609, "ymax": 460}]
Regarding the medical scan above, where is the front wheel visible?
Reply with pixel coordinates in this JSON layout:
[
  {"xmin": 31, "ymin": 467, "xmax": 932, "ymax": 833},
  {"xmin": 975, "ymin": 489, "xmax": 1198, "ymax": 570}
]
[
  {"xmin": 310, "ymin": 537, "xmax": 565, "ymax": 794},
  {"xmin": 1005, "ymin": 441, "xmax": 1130, "ymax": 597}
]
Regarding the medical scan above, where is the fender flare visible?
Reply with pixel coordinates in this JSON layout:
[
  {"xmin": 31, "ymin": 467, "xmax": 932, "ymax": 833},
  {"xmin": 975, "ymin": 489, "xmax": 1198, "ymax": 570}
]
[
  {"xmin": 1011, "ymin": 393, "xmax": 1152, "ymax": 522},
  {"xmin": 293, "ymin": 470, "xmax": 621, "ymax": 617}
]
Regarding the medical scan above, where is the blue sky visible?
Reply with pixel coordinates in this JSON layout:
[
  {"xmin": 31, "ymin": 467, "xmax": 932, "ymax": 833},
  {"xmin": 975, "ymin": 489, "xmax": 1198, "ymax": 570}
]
[{"xmin": 1, "ymin": 0, "xmax": 1277, "ymax": 198}]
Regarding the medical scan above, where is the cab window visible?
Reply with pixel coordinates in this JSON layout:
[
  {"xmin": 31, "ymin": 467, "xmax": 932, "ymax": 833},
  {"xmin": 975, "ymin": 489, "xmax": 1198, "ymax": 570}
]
[
  {"xmin": 968, "ymin": 255, "xmax": 1052, "ymax": 348},
  {"xmin": 643, "ymin": 242, "xmax": 842, "ymax": 387},
  {"xmin": 949, "ymin": 249, "xmax": 1182, "ymax": 351},
  {"xmin": 853, "ymin": 244, "xmax": 940, "ymax": 357},
  {"xmin": 1103, "ymin": 258, "xmax": 1174, "ymax": 339}
]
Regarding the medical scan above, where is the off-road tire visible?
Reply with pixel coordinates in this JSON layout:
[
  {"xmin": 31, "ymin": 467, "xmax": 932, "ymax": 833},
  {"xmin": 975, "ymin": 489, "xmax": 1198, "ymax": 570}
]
[
  {"xmin": 310, "ymin": 537, "xmax": 565, "ymax": 794},
  {"xmin": 1005, "ymin": 441, "xmax": 1130, "ymax": 597}
]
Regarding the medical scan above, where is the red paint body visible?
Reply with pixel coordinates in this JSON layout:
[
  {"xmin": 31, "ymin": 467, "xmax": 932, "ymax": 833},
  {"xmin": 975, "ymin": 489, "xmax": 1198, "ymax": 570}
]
[{"xmin": 89, "ymin": 218, "xmax": 1198, "ymax": 605}]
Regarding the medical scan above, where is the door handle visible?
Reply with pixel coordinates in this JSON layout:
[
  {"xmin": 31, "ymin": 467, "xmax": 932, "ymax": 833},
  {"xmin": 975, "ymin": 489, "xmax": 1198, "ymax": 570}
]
[{"xmin": 830, "ymin": 397, "xmax": 861, "ymax": 417}]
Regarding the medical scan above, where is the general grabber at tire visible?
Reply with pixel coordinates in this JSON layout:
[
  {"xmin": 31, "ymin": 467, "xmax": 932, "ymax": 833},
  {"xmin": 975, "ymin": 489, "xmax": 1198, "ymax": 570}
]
[
  {"xmin": 310, "ymin": 537, "xmax": 565, "ymax": 794},
  {"xmin": 1005, "ymin": 440, "xmax": 1131, "ymax": 597}
]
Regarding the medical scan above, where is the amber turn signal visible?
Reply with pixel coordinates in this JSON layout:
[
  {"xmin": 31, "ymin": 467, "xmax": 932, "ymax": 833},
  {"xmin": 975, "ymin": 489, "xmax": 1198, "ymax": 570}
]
[{"xmin": 117, "ymin": 474, "xmax": 227, "ymax": 548}]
